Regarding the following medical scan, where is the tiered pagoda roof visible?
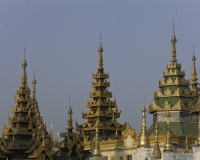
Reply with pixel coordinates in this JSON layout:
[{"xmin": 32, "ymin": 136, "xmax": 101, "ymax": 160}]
[
  {"xmin": 54, "ymin": 102, "xmax": 91, "ymax": 160},
  {"xmin": 76, "ymin": 39, "xmax": 126, "ymax": 150},
  {"xmin": 147, "ymin": 24, "xmax": 198, "ymax": 143},
  {"xmin": 148, "ymin": 24, "xmax": 197, "ymax": 114},
  {"xmin": 0, "ymin": 56, "xmax": 55, "ymax": 159}
]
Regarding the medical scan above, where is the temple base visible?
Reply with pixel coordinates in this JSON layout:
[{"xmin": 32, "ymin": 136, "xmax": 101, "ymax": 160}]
[
  {"xmin": 176, "ymin": 153, "xmax": 194, "ymax": 160},
  {"xmin": 89, "ymin": 156, "xmax": 106, "ymax": 160},
  {"xmin": 161, "ymin": 152, "xmax": 176, "ymax": 160},
  {"xmin": 193, "ymin": 147, "xmax": 200, "ymax": 160},
  {"xmin": 134, "ymin": 148, "xmax": 155, "ymax": 160}
]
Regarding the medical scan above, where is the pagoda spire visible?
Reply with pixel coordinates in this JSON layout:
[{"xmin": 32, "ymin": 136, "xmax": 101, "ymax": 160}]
[
  {"xmin": 138, "ymin": 98, "xmax": 150, "ymax": 148},
  {"xmin": 153, "ymin": 121, "xmax": 161, "ymax": 159},
  {"xmin": 92, "ymin": 123, "xmax": 102, "ymax": 157},
  {"xmin": 184, "ymin": 136, "xmax": 190, "ymax": 153},
  {"xmin": 163, "ymin": 111, "xmax": 174, "ymax": 152},
  {"xmin": 32, "ymin": 70, "xmax": 36, "ymax": 99},
  {"xmin": 191, "ymin": 45, "xmax": 198, "ymax": 88},
  {"xmin": 21, "ymin": 47, "xmax": 28, "ymax": 87},
  {"xmin": 67, "ymin": 96, "xmax": 73, "ymax": 132},
  {"xmin": 171, "ymin": 20, "xmax": 177, "ymax": 63},
  {"xmin": 98, "ymin": 34, "xmax": 104, "ymax": 70}
]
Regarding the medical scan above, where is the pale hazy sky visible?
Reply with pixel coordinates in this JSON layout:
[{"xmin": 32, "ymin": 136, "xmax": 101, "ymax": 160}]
[{"xmin": 0, "ymin": 1, "xmax": 200, "ymax": 139}]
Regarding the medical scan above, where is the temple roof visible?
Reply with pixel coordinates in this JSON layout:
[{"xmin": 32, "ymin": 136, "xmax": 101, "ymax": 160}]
[{"xmin": 148, "ymin": 22, "xmax": 196, "ymax": 114}]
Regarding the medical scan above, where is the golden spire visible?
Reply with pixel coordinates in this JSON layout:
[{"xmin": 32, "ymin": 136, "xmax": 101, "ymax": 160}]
[
  {"xmin": 153, "ymin": 121, "xmax": 161, "ymax": 159},
  {"xmin": 92, "ymin": 123, "xmax": 102, "ymax": 157},
  {"xmin": 138, "ymin": 97, "xmax": 151, "ymax": 148},
  {"xmin": 21, "ymin": 47, "xmax": 27, "ymax": 87},
  {"xmin": 67, "ymin": 96, "xmax": 73, "ymax": 131},
  {"xmin": 163, "ymin": 110, "xmax": 174, "ymax": 152},
  {"xmin": 171, "ymin": 20, "xmax": 177, "ymax": 63},
  {"xmin": 98, "ymin": 34, "xmax": 104, "ymax": 70},
  {"xmin": 32, "ymin": 70, "xmax": 36, "ymax": 98},
  {"xmin": 191, "ymin": 45, "xmax": 198, "ymax": 88},
  {"xmin": 184, "ymin": 136, "xmax": 190, "ymax": 153}
]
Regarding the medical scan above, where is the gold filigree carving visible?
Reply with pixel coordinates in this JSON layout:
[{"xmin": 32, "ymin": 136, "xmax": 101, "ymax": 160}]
[
  {"xmin": 163, "ymin": 101, "xmax": 171, "ymax": 109},
  {"xmin": 166, "ymin": 78, "xmax": 173, "ymax": 84},
  {"xmin": 164, "ymin": 89, "xmax": 172, "ymax": 96}
]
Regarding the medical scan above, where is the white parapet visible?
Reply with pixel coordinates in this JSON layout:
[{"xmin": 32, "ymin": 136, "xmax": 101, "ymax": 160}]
[
  {"xmin": 193, "ymin": 147, "xmax": 200, "ymax": 160},
  {"xmin": 134, "ymin": 148, "xmax": 155, "ymax": 160},
  {"xmin": 176, "ymin": 153, "xmax": 194, "ymax": 160},
  {"xmin": 161, "ymin": 152, "xmax": 176, "ymax": 160},
  {"xmin": 89, "ymin": 156, "xmax": 106, "ymax": 160}
]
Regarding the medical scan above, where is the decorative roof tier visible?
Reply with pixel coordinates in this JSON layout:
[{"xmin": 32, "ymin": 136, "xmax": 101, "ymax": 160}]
[
  {"xmin": 148, "ymin": 23, "xmax": 197, "ymax": 114},
  {"xmin": 54, "ymin": 103, "xmax": 91, "ymax": 159},
  {"xmin": 0, "ymin": 54, "xmax": 55, "ymax": 159},
  {"xmin": 76, "ymin": 37, "xmax": 126, "ymax": 150}
]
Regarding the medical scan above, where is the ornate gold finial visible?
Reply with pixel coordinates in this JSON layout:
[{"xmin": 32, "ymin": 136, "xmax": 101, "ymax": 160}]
[
  {"xmin": 32, "ymin": 70, "xmax": 36, "ymax": 98},
  {"xmin": 138, "ymin": 97, "xmax": 151, "ymax": 148},
  {"xmin": 98, "ymin": 34, "xmax": 104, "ymax": 69},
  {"xmin": 191, "ymin": 44, "xmax": 198, "ymax": 88},
  {"xmin": 184, "ymin": 136, "xmax": 190, "ymax": 153},
  {"xmin": 92, "ymin": 123, "xmax": 102, "ymax": 157},
  {"xmin": 153, "ymin": 121, "xmax": 161, "ymax": 159},
  {"xmin": 163, "ymin": 110, "xmax": 174, "ymax": 152},
  {"xmin": 21, "ymin": 48, "xmax": 27, "ymax": 86},
  {"xmin": 67, "ymin": 96, "xmax": 73, "ymax": 131},
  {"xmin": 100, "ymin": 34, "xmax": 102, "ymax": 45},
  {"xmin": 171, "ymin": 20, "xmax": 177, "ymax": 63}
]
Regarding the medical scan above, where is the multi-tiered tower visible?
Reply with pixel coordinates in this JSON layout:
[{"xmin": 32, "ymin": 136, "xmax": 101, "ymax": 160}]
[
  {"xmin": 148, "ymin": 24, "xmax": 198, "ymax": 149},
  {"xmin": 0, "ymin": 56, "xmax": 55, "ymax": 159},
  {"xmin": 76, "ymin": 40, "xmax": 126, "ymax": 150}
]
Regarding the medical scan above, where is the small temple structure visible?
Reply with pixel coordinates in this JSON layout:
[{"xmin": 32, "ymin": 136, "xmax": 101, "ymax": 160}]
[
  {"xmin": 148, "ymin": 22, "xmax": 199, "ymax": 152},
  {"xmin": 54, "ymin": 98, "xmax": 91, "ymax": 160},
  {"xmin": 76, "ymin": 37, "xmax": 126, "ymax": 150},
  {"xmin": 0, "ymin": 52, "xmax": 55, "ymax": 159}
]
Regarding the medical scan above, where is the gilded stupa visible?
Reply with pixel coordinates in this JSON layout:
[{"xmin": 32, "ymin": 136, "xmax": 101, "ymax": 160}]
[
  {"xmin": 54, "ymin": 98, "xmax": 91, "ymax": 159},
  {"xmin": 148, "ymin": 22, "xmax": 198, "ymax": 148},
  {"xmin": 0, "ymin": 53, "xmax": 55, "ymax": 159},
  {"xmin": 76, "ymin": 37, "xmax": 126, "ymax": 150}
]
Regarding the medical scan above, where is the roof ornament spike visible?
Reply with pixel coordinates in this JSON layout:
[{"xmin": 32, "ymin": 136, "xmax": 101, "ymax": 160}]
[
  {"xmin": 98, "ymin": 34, "xmax": 104, "ymax": 69},
  {"xmin": 191, "ymin": 44, "xmax": 198, "ymax": 88},
  {"xmin": 21, "ymin": 47, "xmax": 28, "ymax": 86},
  {"xmin": 137, "ymin": 97, "xmax": 150, "ymax": 148},
  {"xmin": 163, "ymin": 110, "xmax": 174, "ymax": 152},
  {"xmin": 32, "ymin": 70, "xmax": 37, "ymax": 98},
  {"xmin": 171, "ymin": 20, "xmax": 177, "ymax": 63},
  {"xmin": 100, "ymin": 34, "xmax": 102, "ymax": 45},
  {"xmin": 153, "ymin": 121, "xmax": 161, "ymax": 159},
  {"xmin": 67, "ymin": 95, "xmax": 73, "ymax": 131},
  {"xmin": 92, "ymin": 122, "xmax": 102, "ymax": 157}
]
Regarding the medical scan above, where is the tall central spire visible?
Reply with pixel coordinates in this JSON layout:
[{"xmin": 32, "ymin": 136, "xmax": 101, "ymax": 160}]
[
  {"xmin": 21, "ymin": 48, "xmax": 27, "ymax": 87},
  {"xmin": 171, "ymin": 20, "xmax": 177, "ymax": 63},
  {"xmin": 98, "ymin": 34, "xmax": 104, "ymax": 69}
]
